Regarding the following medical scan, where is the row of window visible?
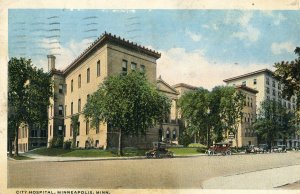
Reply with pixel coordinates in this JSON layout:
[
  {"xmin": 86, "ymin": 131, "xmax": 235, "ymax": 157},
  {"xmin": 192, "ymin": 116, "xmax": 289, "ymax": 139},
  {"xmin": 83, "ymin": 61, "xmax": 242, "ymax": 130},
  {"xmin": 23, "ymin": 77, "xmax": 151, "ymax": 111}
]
[
  {"xmin": 265, "ymin": 96, "xmax": 296, "ymax": 110},
  {"xmin": 122, "ymin": 60, "xmax": 145, "ymax": 75},
  {"xmin": 244, "ymin": 96, "xmax": 254, "ymax": 108},
  {"xmin": 165, "ymin": 129, "xmax": 177, "ymax": 140},
  {"xmin": 50, "ymin": 121, "xmax": 99, "ymax": 138},
  {"xmin": 245, "ymin": 129, "xmax": 256, "ymax": 137},
  {"xmin": 242, "ymin": 113, "xmax": 255, "ymax": 124}
]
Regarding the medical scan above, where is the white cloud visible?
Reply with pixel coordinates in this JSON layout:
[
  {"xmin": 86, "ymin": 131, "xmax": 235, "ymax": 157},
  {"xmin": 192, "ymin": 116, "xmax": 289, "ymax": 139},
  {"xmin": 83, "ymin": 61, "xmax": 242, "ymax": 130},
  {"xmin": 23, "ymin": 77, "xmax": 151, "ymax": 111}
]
[
  {"xmin": 185, "ymin": 29, "xmax": 202, "ymax": 42},
  {"xmin": 232, "ymin": 25, "xmax": 260, "ymax": 42},
  {"xmin": 201, "ymin": 23, "xmax": 219, "ymax": 31},
  {"xmin": 36, "ymin": 38, "xmax": 93, "ymax": 70},
  {"xmin": 262, "ymin": 11, "xmax": 287, "ymax": 25},
  {"xmin": 271, "ymin": 42, "xmax": 295, "ymax": 55},
  {"xmin": 157, "ymin": 47, "xmax": 272, "ymax": 90},
  {"xmin": 229, "ymin": 12, "xmax": 261, "ymax": 42}
]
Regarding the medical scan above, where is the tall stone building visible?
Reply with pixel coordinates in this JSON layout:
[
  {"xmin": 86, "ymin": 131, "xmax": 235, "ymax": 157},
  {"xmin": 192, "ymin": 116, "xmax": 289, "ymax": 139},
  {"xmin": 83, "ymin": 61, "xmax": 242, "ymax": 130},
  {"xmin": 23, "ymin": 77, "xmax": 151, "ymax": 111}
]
[
  {"xmin": 224, "ymin": 69, "xmax": 299, "ymax": 147},
  {"xmin": 47, "ymin": 32, "xmax": 180, "ymax": 149}
]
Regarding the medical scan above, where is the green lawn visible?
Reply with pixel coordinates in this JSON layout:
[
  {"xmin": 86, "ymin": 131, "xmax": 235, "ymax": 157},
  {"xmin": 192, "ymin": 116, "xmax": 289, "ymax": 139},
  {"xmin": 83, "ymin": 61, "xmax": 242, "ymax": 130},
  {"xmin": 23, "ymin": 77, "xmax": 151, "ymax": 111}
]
[
  {"xmin": 29, "ymin": 147, "xmax": 200, "ymax": 157},
  {"xmin": 168, "ymin": 147, "xmax": 200, "ymax": 156},
  {"xmin": 30, "ymin": 147, "xmax": 147, "ymax": 157},
  {"xmin": 30, "ymin": 147, "xmax": 73, "ymax": 156}
]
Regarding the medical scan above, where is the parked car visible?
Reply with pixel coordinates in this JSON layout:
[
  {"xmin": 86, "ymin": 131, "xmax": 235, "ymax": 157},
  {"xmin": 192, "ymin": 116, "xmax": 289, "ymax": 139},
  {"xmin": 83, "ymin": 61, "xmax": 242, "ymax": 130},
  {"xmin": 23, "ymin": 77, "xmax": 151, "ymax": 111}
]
[
  {"xmin": 277, "ymin": 145, "xmax": 287, "ymax": 152},
  {"xmin": 146, "ymin": 142, "xmax": 174, "ymax": 159},
  {"xmin": 245, "ymin": 145, "xmax": 259, "ymax": 154},
  {"xmin": 207, "ymin": 142, "xmax": 232, "ymax": 156},
  {"xmin": 257, "ymin": 144, "xmax": 268, "ymax": 153}
]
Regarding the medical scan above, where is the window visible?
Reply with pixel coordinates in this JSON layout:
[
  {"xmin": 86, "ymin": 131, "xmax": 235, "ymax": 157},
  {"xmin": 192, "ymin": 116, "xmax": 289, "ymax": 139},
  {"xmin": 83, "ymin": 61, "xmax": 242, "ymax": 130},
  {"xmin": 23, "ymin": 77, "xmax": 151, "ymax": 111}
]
[
  {"xmin": 122, "ymin": 60, "xmax": 128, "ymax": 75},
  {"xmin": 71, "ymin": 80, "xmax": 73, "ymax": 92},
  {"xmin": 58, "ymin": 126, "xmax": 63, "ymax": 136},
  {"xmin": 278, "ymin": 84, "xmax": 281, "ymax": 90},
  {"xmin": 76, "ymin": 141, "xmax": 79, "ymax": 147},
  {"xmin": 131, "ymin": 62, "xmax": 137, "ymax": 71},
  {"xmin": 278, "ymin": 92, "xmax": 282, "ymax": 99},
  {"xmin": 78, "ymin": 99, "xmax": 81, "ymax": 112},
  {"xmin": 253, "ymin": 79, "xmax": 257, "ymax": 85},
  {"xmin": 65, "ymin": 105, "xmax": 67, "ymax": 116},
  {"xmin": 97, "ymin": 60, "xmax": 100, "ymax": 77},
  {"xmin": 59, "ymin": 84, "xmax": 63, "ymax": 93},
  {"xmin": 71, "ymin": 102, "xmax": 73, "ymax": 115},
  {"xmin": 172, "ymin": 130, "xmax": 176, "ymax": 140},
  {"xmin": 140, "ymin": 64, "xmax": 145, "ymax": 73},
  {"xmin": 95, "ymin": 140, "xmax": 99, "ymax": 147},
  {"xmin": 166, "ymin": 129, "xmax": 170, "ymax": 139},
  {"xmin": 247, "ymin": 97, "xmax": 250, "ymax": 106},
  {"xmin": 267, "ymin": 96, "xmax": 270, "ymax": 100},
  {"xmin": 78, "ymin": 74, "xmax": 81, "ymax": 88},
  {"xmin": 250, "ymin": 98, "xmax": 253, "ymax": 107},
  {"xmin": 63, "ymin": 125, "xmax": 66, "ymax": 137},
  {"xmin": 272, "ymin": 81, "xmax": 275, "ymax": 87},
  {"xmin": 86, "ymin": 120, "xmax": 90, "ymax": 135},
  {"xmin": 87, "ymin": 68, "xmax": 90, "ymax": 83},
  {"xmin": 272, "ymin": 89, "xmax": 276, "ymax": 96},
  {"xmin": 288, "ymin": 103, "xmax": 291, "ymax": 109},
  {"xmin": 266, "ymin": 77, "xmax": 270, "ymax": 85},
  {"xmin": 266, "ymin": 87, "xmax": 270, "ymax": 94},
  {"xmin": 242, "ymin": 81, "xmax": 246, "ymax": 86},
  {"xmin": 59, "ymin": 105, "xmax": 63, "ymax": 115}
]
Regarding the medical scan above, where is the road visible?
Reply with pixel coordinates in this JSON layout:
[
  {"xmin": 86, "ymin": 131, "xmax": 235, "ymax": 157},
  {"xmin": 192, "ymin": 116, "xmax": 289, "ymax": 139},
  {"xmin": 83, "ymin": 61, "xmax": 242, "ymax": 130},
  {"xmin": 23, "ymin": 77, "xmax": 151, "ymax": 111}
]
[{"xmin": 8, "ymin": 152, "xmax": 300, "ymax": 189}]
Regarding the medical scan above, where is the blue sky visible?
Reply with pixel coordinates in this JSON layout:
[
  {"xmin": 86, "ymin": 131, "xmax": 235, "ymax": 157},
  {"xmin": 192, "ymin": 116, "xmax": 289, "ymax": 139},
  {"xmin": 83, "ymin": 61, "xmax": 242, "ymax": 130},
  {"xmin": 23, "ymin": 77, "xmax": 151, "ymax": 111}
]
[{"xmin": 8, "ymin": 9, "xmax": 300, "ymax": 89}]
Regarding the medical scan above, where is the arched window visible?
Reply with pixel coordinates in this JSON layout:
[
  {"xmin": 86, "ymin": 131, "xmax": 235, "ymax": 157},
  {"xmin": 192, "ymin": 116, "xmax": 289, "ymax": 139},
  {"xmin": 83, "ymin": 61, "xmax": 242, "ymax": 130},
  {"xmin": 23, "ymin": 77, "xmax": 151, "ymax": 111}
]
[
  {"xmin": 166, "ymin": 129, "xmax": 170, "ymax": 139},
  {"xmin": 172, "ymin": 130, "xmax": 176, "ymax": 140}
]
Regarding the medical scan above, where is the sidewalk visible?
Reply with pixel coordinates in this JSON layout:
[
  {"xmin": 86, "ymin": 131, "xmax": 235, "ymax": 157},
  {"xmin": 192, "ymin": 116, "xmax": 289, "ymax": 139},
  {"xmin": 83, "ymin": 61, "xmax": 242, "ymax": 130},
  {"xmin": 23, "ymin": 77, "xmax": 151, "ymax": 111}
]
[{"xmin": 202, "ymin": 164, "xmax": 300, "ymax": 189}]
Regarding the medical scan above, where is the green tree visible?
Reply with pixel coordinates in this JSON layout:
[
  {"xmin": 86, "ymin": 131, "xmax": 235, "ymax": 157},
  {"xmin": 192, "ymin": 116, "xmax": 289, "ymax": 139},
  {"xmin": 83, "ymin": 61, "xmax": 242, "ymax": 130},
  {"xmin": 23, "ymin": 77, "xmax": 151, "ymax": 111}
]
[
  {"xmin": 8, "ymin": 57, "xmax": 52, "ymax": 156},
  {"xmin": 178, "ymin": 88, "xmax": 210, "ymax": 146},
  {"xmin": 83, "ymin": 72, "xmax": 171, "ymax": 156},
  {"xmin": 253, "ymin": 99, "xmax": 296, "ymax": 147},
  {"xmin": 274, "ymin": 47, "xmax": 300, "ymax": 107},
  {"xmin": 274, "ymin": 47, "xmax": 300, "ymax": 136},
  {"xmin": 71, "ymin": 114, "xmax": 79, "ymax": 148},
  {"xmin": 218, "ymin": 87, "xmax": 245, "ymax": 147}
]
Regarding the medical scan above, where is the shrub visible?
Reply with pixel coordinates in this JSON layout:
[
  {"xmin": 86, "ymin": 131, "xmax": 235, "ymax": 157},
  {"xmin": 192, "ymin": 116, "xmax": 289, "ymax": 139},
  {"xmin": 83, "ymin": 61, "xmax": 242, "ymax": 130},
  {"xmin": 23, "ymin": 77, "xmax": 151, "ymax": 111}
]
[
  {"xmin": 178, "ymin": 132, "xmax": 194, "ymax": 147},
  {"xmin": 48, "ymin": 136, "xmax": 64, "ymax": 148},
  {"xmin": 63, "ymin": 140, "xmax": 72, "ymax": 150},
  {"xmin": 196, "ymin": 147, "xmax": 207, "ymax": 153}
]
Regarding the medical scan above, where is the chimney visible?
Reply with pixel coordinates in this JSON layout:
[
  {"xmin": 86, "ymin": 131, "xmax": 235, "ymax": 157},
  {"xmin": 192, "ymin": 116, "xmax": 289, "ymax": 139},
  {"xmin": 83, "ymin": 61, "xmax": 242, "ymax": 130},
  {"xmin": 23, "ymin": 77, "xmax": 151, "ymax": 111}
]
[{"xmin": 47, "ymin": 55, "xmax": 56, "ymax": 71}]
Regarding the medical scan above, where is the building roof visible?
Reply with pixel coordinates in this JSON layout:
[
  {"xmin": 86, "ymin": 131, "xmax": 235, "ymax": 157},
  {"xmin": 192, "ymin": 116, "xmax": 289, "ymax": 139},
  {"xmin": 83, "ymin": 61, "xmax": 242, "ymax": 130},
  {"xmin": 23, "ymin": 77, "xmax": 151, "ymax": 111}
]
[
  {"xmin": 172, "ymin": 83, "xmax": 198, "ymax": 90},
  {"xmin": 223, "ymin": 68, "xmax": 273, "ymax": 82},
  {"xmin": 157, "ymin": 76, "xmax": 179, "ymax": 95},
  {"xmin": 235, "ymin": 85, "xmax": 259, "ymax": 94},
  {"xmin": 63, "ymin": 32, "xmax": 161, "ymax": 75}
]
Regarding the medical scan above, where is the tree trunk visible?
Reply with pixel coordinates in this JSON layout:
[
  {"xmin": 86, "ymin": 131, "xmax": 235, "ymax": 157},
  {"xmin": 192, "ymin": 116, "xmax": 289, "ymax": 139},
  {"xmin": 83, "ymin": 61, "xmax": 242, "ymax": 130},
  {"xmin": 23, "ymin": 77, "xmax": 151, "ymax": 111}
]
[
  {"xmin": 72, "ymin": 132, "xmax": 76, "ymax": 149},
  {"xmin": 14, "ymin": 125, "xmax": 19, "ymax": 156},
  {"xmin": 118, "ymin": 128, "xmax": 123, "ymax": 156},
  {"xmin": 9, "ymin": 138, "xmax": 13, "ymax": 157}
]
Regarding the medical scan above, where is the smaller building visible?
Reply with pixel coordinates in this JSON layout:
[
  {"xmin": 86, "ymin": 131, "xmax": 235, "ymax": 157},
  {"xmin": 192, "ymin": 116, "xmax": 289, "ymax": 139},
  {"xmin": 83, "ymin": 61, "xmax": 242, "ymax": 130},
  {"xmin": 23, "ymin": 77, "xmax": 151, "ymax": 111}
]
[
  {"xmin": 225, "ymin": 85, "xmax": 258, "ymax": 147},
  {"xmin": 17, "ymin": 123, "xmax": 47, "ymax": 152}
]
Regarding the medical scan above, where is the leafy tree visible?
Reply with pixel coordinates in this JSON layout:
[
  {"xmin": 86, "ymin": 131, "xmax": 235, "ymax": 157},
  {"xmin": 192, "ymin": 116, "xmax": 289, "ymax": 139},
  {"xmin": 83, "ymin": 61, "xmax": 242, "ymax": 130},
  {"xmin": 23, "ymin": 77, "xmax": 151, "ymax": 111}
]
[
  {"xmin": 178, "ymin": 88, "xmax": 210, "ymax": 146},
  {"xmin": 83, "ymin": 72, "xmax": 171, "ymax": 156},
  {"xmin": 274, "ymin": 47, "xmax": 300, "ymax": 108},
  {"xmin": 218, "ymin": 87, "xmax": 245, "ymax": 146},
  {"xmin": 178, "ymin": 86, "xmax": 245, "ymax": 148},
  {"xmin": 253, "ymin": 99, "xmax": 296, "ymax": 147},
  {"xmin": 8, "ymin": 57, "xmax": 52, "ymax": 156},
  {"xmin": 71, "ymin": 114, "xmax": 79, "ymax": 148},
  {"xmin": 274, "ymin": 47, "xmax": 300, "ymax": 136}
]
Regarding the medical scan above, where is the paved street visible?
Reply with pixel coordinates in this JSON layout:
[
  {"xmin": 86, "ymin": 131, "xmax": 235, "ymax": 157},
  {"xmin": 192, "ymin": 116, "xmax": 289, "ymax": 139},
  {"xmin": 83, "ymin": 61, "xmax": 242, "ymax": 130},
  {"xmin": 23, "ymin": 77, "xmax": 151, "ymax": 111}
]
[{"xmin": 8, "ymin": 152, "xmax": 300, "ymax": 189}]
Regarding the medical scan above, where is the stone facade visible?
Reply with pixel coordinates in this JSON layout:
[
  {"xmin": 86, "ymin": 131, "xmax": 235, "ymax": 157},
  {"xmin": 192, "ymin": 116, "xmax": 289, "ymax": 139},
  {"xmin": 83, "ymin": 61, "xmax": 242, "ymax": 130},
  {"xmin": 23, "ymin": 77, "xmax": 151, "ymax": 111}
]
[
  {"xmin": 224, "ymin": 69, "xmax": 299, "ymax": 147},
  {"xmin": 47, "ymin": 32, "xmax": 179, "ymax": 149}
]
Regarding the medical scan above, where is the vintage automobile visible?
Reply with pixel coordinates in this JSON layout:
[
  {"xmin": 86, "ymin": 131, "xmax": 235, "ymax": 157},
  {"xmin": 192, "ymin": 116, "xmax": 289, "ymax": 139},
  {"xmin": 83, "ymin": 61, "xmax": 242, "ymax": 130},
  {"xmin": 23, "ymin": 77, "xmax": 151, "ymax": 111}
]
[
  {"xmin": 245, "ymin": 145, "xmax": 259, "ymax": 154},
  {"xmin": 272, "ymin": 145, "xmax": 287, "ymax": 153},
  {"xmin": 207, "ymin": 142, "xmax": 232, "ymax": 156},
  {"xmin": 257, "ymin": 144, "xmax": 269, "ymax": 153},
  {"xmin": 146, "ymin": 142, "xmax": 174, "ymax": 159}
]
